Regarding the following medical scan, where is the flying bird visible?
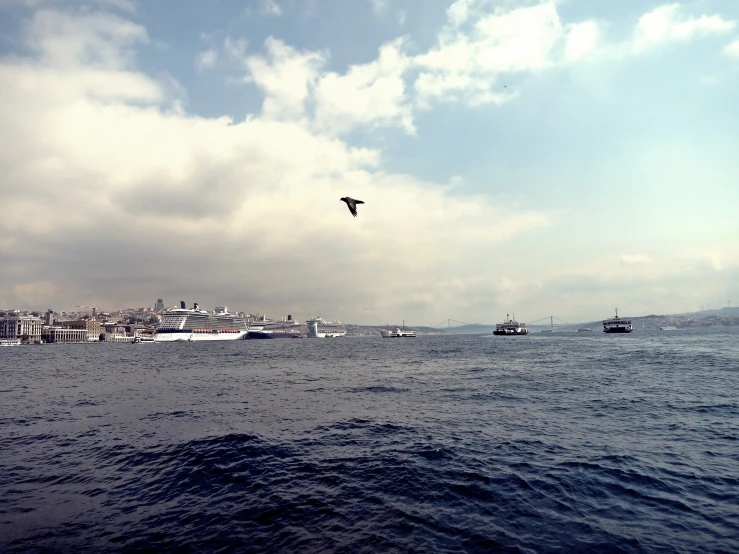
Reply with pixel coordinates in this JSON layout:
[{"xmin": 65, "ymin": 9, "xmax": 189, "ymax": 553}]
[{"xmin": 340, "ymin": 196, "xmax": 364, "ymax": 218}]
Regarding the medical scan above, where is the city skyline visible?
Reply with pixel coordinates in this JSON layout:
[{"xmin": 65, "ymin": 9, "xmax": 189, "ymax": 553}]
[{"xmin": 1, "ymin": 0, "xmax": 738, "ymax": 326}]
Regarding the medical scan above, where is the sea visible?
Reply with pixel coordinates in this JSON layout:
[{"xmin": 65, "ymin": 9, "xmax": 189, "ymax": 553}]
[{"xmin": 1, "ymin": 328, "xmax": 738, "ymax": 553}]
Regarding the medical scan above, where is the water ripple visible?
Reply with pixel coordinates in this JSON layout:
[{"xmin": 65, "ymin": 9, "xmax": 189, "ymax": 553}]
[{"xmin": 1, "ymin": 329, "xmax": 738, "ymax": 552}]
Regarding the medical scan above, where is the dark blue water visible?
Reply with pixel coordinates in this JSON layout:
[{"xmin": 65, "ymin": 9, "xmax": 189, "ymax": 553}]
[{"xmin": 1, "ymin": 329, "xmax": 738, "ymax": 553}]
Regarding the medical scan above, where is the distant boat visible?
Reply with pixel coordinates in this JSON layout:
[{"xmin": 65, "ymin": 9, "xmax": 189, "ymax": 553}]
[
  {"xmin": 494, "ymin": 313, "xmax": 528, "ymax": 336},
  {"xmin": 660, "ymin": 326, "xmax": 678, "ymax": 331},
  {"xmin": 577, "ymin": 328, "xmax": 593, "ymax": 333},
  {"xmin": 381, "ymin": 320, "xmax": 416, "ymax": 338}
]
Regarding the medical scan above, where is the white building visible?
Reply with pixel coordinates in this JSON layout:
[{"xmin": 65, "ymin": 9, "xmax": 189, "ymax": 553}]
[
  {"xmin": 0, "ymin": 313, "xmax": 42, "ymax": 343},
  {"xmin": 41, "ymin": 327, "xmax": 89, "ymax": 344}
]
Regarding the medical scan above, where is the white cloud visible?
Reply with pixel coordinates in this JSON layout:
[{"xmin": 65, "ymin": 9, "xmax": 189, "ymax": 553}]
[
  {"xmin": 446, "ymin": 0, "xmax": 475, "ymax": 27},
  {"xmin": 0, "ymin": 5, "xmax": 549, "ymax": 322},
  {"xmin": 25, "ymin": 9, "xmax": 147, "ymax": 68},
  {"xmin": 370, "ymin": 0, "xmax": 389, "ymax": 15},
  {"xmin": 223, "ymin": 36, "xmax": 248, "ymax": 60},
  {"xmin": 412, "ymin": 1, "xmax": 737, "ymax": 107},
  {"xmin": 195, "ymin": 48, "xmax": 218, "ymax": 70},
  {"xmin": 261, "ymin": 0, "xmax": 282, "ymax": 16},
  {"xmin": 632, "ymin": 4, "xmax": 735, "ymax": 53},
  {"xmin": 245, "ymin": 37, "xmax": 326, "ymax": 119},
  {"xmin": 563, "ymin": 21, "xmax": 601, "ymax": 63},
  {"xmin": 621, "ymin": 254, "xmax": 652, "ymax": 265},
  {"xmin": 725, "ymin": 39, "xmax": 739, "ymax": 57},
  {"xmin": 0, "ymin": 0, "xmax": 135, "ymax": 10},
  {"xmin": 314, "ymin": 38, "xmax": 415, "ymax": 134},
  {"xmin": 413, "ymin": 1, "xmax": 565, "ymax": 106}
]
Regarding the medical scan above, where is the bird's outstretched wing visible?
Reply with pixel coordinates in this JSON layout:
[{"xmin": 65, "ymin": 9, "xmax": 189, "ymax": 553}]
[{"xmin": 355, "ymin": 200, "xmax": 365, "ymax": 205}]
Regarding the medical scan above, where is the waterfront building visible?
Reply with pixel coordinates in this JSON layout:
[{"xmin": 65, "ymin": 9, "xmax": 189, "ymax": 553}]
[
  {"xmin": 0, "ymin": 313, "xmax": 42, "ymax": 342},
  {"xmin": 41, "ymin": 327, "xmax": 90, "ymax": 344},
  {"xmin": 63, "ymin": 319, "xmax": 101, "ymax": 341}
]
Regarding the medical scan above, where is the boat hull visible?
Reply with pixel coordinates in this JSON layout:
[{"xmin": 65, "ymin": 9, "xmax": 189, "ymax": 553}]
[
  {"xmin": 246, "ymin": 331, "xmax": 303, "ymax": 339},
  {"xmin": 153, "ymin": 331, "xmax": 247, "ymax": 342},
  {"xmin": 603, "ymin": 328, "xmax": 632, "ymax": 333},
  {"xmin": 493, "ymin": 330, "xmax": 528, "ymax": 336}
]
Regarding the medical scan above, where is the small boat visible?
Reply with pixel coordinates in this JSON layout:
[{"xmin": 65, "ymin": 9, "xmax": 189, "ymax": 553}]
[
  {"xmin": 660, "ymin": 326, "xmax": 677, "ymax": 331},
  {"xmin": 577, "ymin": 328, "xmax": 593, "ymax": 333}
]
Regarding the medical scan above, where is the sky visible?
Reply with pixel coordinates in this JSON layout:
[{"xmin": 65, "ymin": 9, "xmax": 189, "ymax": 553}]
[{"xmin": 0, "ymin": 0, "xmax": 738, "ymax": 326}]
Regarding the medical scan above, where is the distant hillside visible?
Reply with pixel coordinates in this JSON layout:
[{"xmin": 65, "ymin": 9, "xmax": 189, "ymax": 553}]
[{"xmin": 346, "ymin": 307, "xmax": 739, "ymax": 335}]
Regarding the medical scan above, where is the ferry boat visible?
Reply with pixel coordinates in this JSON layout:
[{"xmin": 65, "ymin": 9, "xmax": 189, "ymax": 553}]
[
  {"xmin": 380, "ymin": 321, "xmax": 416, "ymax": 338},
  {"xmin": 246, "ymin": 315, "xmax": 304, "ymax": 339},
  {"xmin": 0, "ymin": 338, "xmax": 22, "ymax": 347},
  {"xmin": 603, "ymin": 309, "xmax": 632, "ymax": 333},
  {"xmin": 306, "ymin": 317, "xmax": 346, "ymax": 338},
  {"xmin": 154, "ymin": 302, "xmax": 249, "ymax": 341},
  {"xmin": 493, "ymin": 314, "xmax": 528, "ymax": 336}
]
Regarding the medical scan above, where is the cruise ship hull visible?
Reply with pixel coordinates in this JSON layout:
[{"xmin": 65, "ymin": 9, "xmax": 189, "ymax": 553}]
[
  {"xmin": 246, "ymin": 330, "xmax": 304, "ymax": 339},
  {"xmin": 153, "ymin": 330, "xmax": 247, "ymax": 342}
]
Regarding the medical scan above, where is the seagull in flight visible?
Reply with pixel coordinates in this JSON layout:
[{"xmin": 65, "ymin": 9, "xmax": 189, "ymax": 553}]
[{"xmin": 340, "ymin": 197, "xmax": 364, "ymax": 218}]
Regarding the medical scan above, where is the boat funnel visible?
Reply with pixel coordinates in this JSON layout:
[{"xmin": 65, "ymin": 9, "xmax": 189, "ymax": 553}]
[
  {"xmin": 180, "ymin": 301, "xmax": 186, "ymax": 309},
  {"xmin": 193, "ymin": 302, "xmax": 199, "ymax": 310}
]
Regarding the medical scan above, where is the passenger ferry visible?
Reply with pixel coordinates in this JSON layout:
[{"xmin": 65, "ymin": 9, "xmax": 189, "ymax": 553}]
[
  {"xmin": 154, "ymin": 302, "xmax": 249, "ymax": 341},
  {"xmin": 306, "ymin": 317, "xmax": 346, "ymax": 338},
  {"xmin": 380, "ymin": 322, "xmax": 416, "ymax": 338},
  {"xmin": 0, "ymin": 338, "xmax": 22, "ymax": 347},
  {"xmin": 493, "ymin": 314, "xmax": 529, "ymax": 336},
  {"xmin": 603, "ymin": 309, "xmax": 633, "ymax": 333}
]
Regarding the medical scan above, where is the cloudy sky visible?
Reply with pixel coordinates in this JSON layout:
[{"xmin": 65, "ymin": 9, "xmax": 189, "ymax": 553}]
[{"xmin": 1, "ymin": 0, "xmax": 738, "ymax": 325}]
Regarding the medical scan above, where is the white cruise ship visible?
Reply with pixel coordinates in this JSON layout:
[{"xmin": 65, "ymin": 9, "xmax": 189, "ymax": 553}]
[
  {"xmin": 154, "ymin": 302, "xmax": 248, "ymax": 342},
  {"xmin": 246, "ymin": 315, "xmax": 304, "ymax": 339},
  {"xmin": 603, "ymin": 309, "xmax": 632, "ymax": 333},
  {"xmin": 306, "ymin": 317, "xmax": 346, "ymax": 338}
]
